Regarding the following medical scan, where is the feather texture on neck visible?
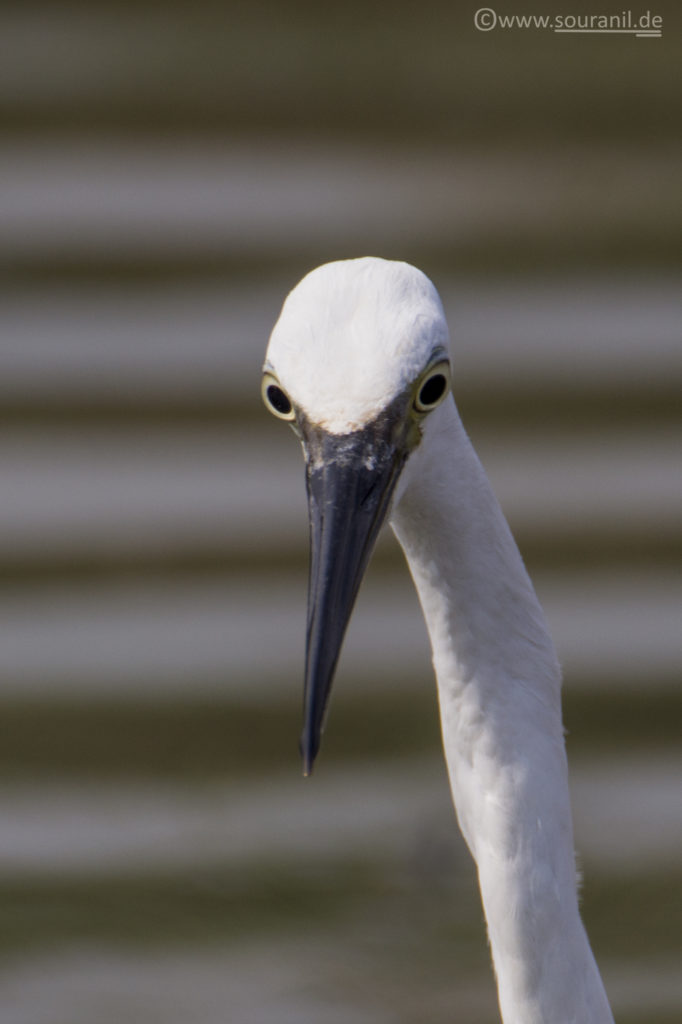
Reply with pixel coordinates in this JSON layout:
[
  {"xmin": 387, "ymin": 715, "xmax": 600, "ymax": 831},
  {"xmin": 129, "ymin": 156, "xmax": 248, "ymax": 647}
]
[{"xmin": 391, "ymin": 399, "xmax": 613, "ymax": 1024}]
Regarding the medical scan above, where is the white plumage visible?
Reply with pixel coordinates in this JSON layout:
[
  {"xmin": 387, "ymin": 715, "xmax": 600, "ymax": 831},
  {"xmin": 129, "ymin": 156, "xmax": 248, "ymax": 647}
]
[{"xmin": 263, "ymin": 256, "xmax": 614, "ymax": 1024}]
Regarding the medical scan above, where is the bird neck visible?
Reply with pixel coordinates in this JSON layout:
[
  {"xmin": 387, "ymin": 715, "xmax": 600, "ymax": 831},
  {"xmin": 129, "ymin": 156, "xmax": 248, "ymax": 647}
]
[{"xmin": 391, "ymin": 401, "xmax": 613, "ymax": 1024}]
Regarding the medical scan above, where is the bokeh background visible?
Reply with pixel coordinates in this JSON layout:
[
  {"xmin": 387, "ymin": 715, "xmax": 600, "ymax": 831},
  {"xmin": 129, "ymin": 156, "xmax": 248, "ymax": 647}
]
[{"xmin": 1, "ymin": 2, "xmax": 680, "ymax": 1021}]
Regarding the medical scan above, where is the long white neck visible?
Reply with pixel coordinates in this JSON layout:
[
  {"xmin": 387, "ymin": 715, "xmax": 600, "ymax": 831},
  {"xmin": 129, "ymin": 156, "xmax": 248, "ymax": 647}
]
[{"xmin": 390, "ymin": 399, "xmax": 613, "ymax": 1024}]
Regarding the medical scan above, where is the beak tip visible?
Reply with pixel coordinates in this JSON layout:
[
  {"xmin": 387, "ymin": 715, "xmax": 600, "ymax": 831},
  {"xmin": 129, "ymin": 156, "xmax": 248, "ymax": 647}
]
[{"xmin": 300, "ymin": 730, "xmax": 319, "ymax": 777}]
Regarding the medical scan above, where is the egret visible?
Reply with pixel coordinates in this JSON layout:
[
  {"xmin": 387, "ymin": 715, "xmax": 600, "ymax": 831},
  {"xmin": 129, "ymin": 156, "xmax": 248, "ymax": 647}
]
[{"xmin": 261, "ymin": 257, "xmax": 613, "ymax": 1023}]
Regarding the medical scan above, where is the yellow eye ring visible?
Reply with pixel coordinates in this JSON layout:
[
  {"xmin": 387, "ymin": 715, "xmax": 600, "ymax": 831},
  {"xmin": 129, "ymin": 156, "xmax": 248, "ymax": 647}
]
[
  {"xmin": 261, "ymin": 372, "xmax": 296, "ymax": 421},
  {"xmin": 414, "ymin": 360, "xmax": 451, "ymax": 413}
]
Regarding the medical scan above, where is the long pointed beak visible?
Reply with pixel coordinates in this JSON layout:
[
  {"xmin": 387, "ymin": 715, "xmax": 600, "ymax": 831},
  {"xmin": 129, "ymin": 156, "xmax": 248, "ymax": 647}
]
[{"xmin": 301, "ymin": 420, "xmax": 408, "ymax": 775}]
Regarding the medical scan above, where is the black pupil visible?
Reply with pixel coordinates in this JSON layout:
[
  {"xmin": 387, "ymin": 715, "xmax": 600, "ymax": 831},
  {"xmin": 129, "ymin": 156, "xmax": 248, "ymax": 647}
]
[
  {"xmin": 419, "ymin": 373, "xmax": 446, "ymax": 407},
  {"xmin": 267, "ymin": 384, "xmax": 292, "ymax": 416}
]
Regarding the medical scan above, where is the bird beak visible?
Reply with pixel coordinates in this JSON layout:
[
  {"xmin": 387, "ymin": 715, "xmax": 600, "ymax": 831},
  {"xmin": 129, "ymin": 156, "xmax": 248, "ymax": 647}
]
[{"xmin": 300, "ymin": 415, "xmax": 410, "ymax": 775}]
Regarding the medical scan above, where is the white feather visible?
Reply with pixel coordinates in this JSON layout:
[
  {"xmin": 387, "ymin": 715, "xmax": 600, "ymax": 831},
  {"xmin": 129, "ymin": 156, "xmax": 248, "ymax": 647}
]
[
  {"xmin": 267, "ymin": 257, "xmax": 448, "ymax": 432},
  {"xmin": 265, "ymin": 257, "xmax": 614, "ymax": 1024}
]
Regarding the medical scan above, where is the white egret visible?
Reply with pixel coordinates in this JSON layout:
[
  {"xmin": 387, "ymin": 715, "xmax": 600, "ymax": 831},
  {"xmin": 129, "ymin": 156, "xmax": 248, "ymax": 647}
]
[{"xmin": 262, "ymin": 257, "xmax": 613, "ymax": 1023}]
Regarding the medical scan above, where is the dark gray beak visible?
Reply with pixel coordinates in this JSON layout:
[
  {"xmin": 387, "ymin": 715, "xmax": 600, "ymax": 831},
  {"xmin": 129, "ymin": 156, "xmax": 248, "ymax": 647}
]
[{"xmin": 300, "ymin": 412, "xmax": 410, "ymax": 775}]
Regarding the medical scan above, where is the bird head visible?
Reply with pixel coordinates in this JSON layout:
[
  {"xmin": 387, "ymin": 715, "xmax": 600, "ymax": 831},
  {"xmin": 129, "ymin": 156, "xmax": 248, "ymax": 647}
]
[{"xmin": 262, "ymin": 257, "xmax": 452, "ymax": 774}]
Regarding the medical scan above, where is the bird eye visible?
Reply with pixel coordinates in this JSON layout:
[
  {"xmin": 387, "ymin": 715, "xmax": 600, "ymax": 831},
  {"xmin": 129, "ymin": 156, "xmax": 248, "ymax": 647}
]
[
  {"xmin": 414, "ymin": 361, "xmax": 451, "ymax": 413},
  {"xmin": 262, "ymin": 373, "xmax": 296, "ymax": 421}
]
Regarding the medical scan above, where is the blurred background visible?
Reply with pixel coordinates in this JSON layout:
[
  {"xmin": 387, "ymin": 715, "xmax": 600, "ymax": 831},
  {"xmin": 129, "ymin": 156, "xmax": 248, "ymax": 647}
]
[{"xmin": 0, "ymin": 1, "xmax": 680, "ymax": 1021}]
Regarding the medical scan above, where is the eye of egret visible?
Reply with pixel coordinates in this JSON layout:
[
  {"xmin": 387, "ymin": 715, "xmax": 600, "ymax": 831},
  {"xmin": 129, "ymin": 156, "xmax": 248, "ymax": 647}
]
[
  {"xmin": 262, "ymin": 373, "xmax": 295, "ymax": 421},
  {"xmin": 414, "ymin": 360, "xmax": 451, "ymax": 413}
]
